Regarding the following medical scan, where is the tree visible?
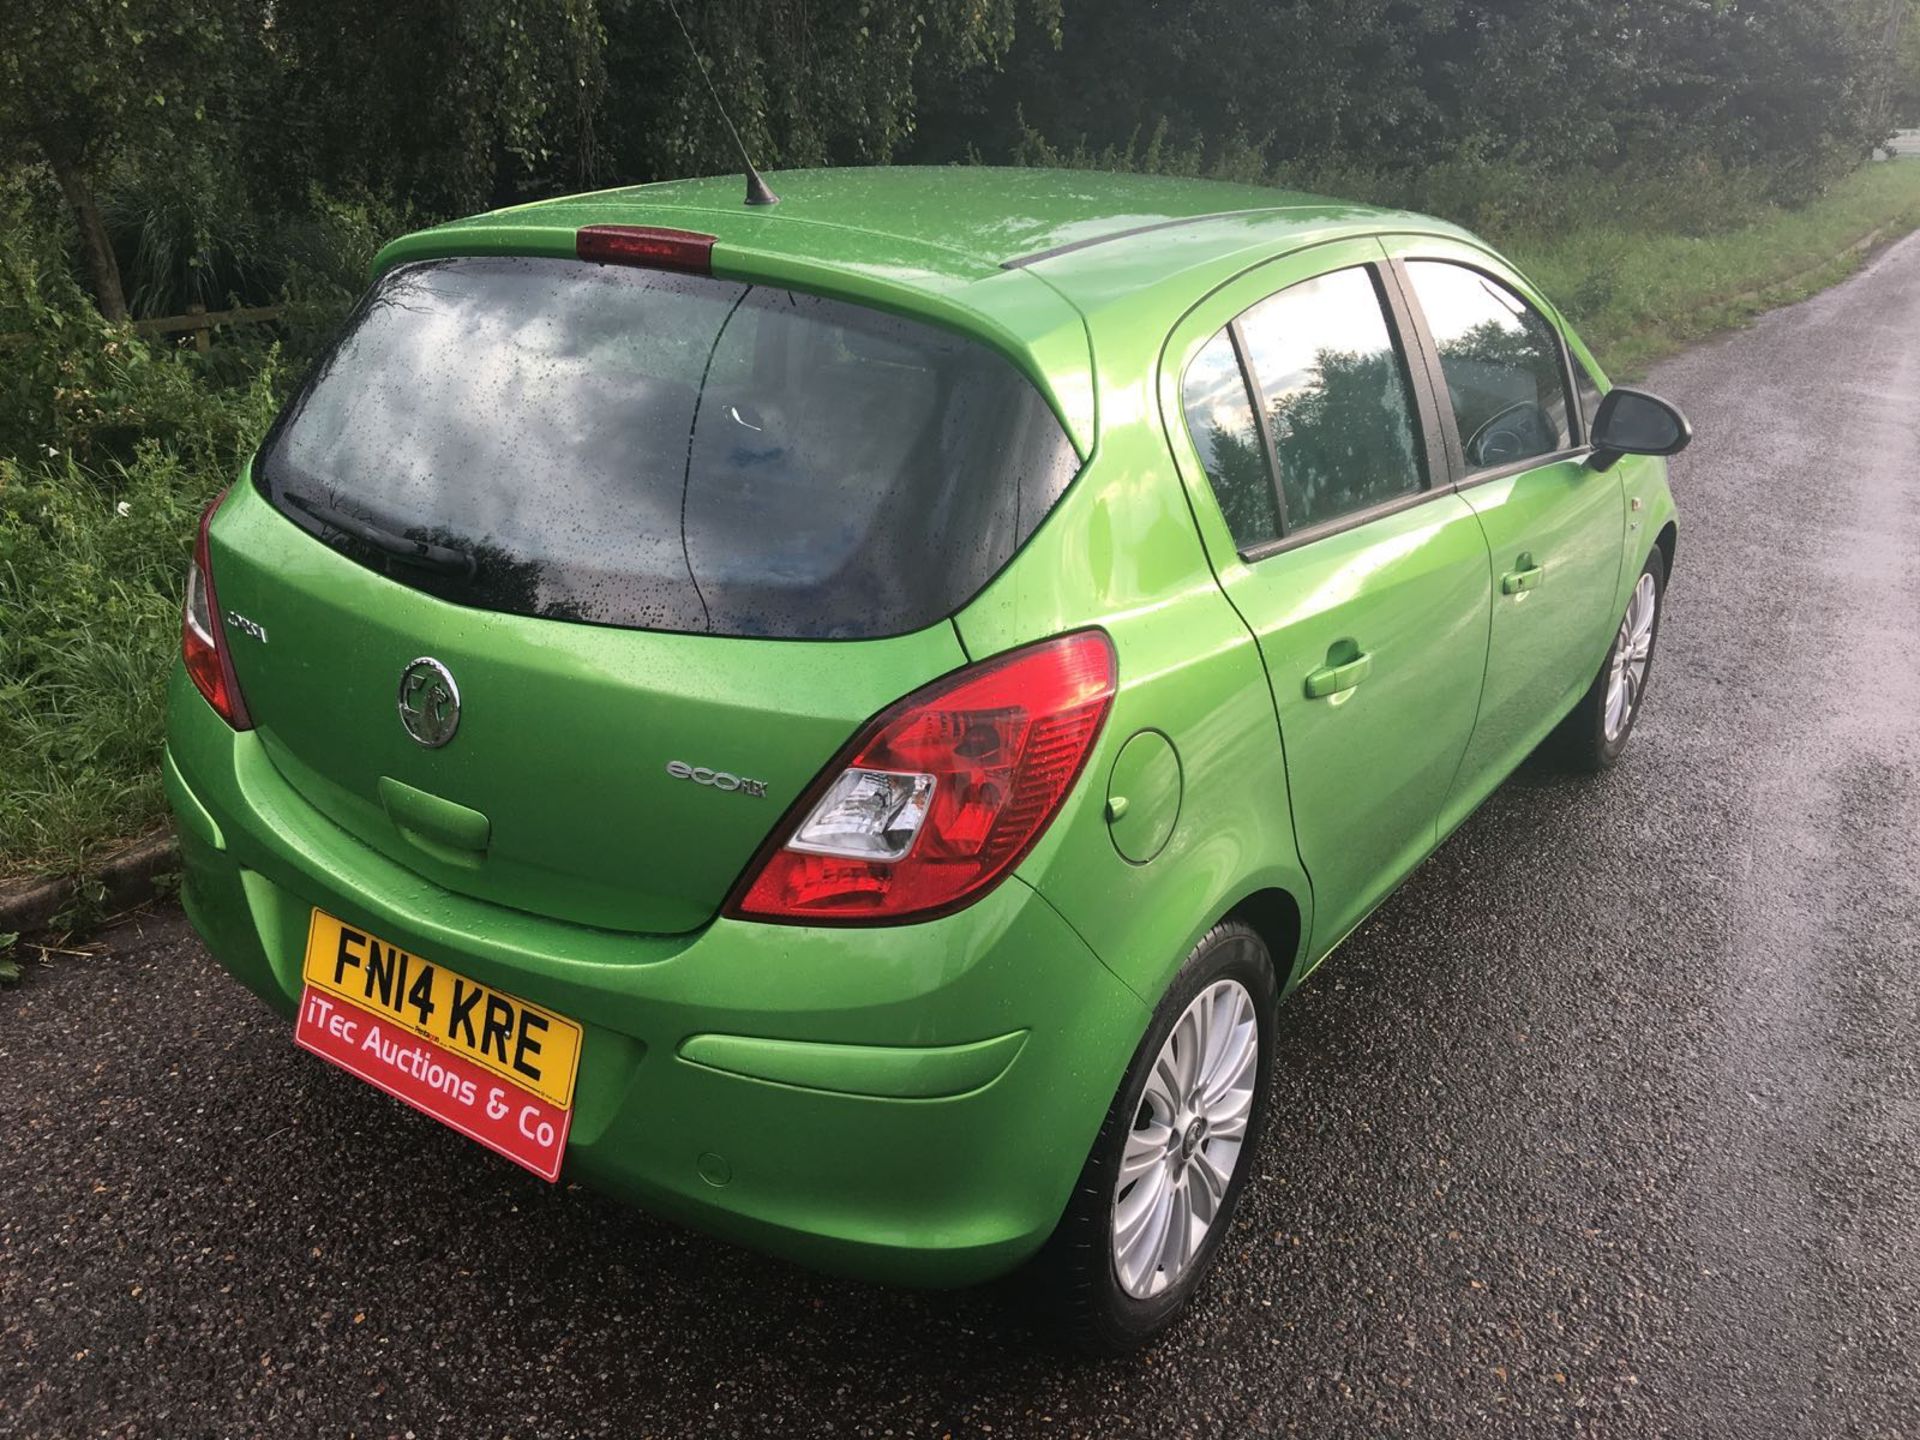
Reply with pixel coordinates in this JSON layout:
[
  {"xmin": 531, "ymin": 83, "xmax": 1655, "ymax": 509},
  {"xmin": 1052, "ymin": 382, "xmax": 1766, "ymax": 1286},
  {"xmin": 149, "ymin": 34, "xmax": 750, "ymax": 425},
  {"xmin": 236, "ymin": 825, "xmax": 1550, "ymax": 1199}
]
[
  {"xmin": 1895, "ymin": 2, "xmax": 1920, "ymax": 124},
  {"xmin": 1864, "ymin": 0, "xmax": 1918, "ymax": 134},
  {"xmin": 596, "ymin": 0, "xmax": 1060, "ymax": 185},
  {"xmin": 915, "ymin": 0, "xmax": 1453, "ymax": 172},
  {"xmin": 0, "ymin": 0, "xmax": 263, "ymax": 320},
  {"xmin": 912, "ymin": 0, "xmax": 1906, "ymax": 195},
  {"xmin": 249, "ymin": 0, "xmax": 607, "ymax": 217}
]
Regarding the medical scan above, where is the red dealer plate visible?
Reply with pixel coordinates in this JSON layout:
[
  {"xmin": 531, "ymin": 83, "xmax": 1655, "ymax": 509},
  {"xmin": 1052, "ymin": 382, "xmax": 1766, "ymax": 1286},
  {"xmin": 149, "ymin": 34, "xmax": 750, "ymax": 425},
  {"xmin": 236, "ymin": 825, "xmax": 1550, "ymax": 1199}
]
[{"xmin": 293, "ymin": 910, "xmax": 581, "ymax": 1181}]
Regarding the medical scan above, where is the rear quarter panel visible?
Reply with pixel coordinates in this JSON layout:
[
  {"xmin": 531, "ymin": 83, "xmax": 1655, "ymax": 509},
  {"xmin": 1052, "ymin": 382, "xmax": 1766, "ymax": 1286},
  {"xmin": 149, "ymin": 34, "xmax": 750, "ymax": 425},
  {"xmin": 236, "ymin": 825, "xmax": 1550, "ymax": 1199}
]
[{"xmin": 958, "ymin": 321, "xmax": 1313, "ymax": 1016}]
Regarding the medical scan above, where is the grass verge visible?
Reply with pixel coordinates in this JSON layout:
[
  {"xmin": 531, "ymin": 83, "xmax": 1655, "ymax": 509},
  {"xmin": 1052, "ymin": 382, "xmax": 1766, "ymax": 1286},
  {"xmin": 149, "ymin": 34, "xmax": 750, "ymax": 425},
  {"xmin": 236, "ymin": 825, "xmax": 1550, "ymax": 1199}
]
[
  {"xmin": 0, "ymin": 448, "xmax": 236, "ymax": 885},
  {"xmin": 1509, "ymin": 161, "xmax": 1920, "ymax": 376}
]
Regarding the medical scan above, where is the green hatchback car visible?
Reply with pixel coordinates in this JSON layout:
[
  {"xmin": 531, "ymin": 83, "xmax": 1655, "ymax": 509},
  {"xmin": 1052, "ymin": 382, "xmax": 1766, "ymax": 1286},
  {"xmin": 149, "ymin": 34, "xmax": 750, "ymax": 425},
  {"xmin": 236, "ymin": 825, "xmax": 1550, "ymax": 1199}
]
[{"xmin": 167, "ymin": 167, "xmax": 1689, "ymax": 1351}]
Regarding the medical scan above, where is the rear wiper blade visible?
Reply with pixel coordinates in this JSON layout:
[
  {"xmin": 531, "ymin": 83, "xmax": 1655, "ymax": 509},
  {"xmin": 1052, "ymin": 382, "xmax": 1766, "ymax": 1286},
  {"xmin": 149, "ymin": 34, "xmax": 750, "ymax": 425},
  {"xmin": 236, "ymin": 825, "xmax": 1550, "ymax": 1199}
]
[{"xmin": 286, "ymin": 493, "xmax": 476, "ymax": 578}]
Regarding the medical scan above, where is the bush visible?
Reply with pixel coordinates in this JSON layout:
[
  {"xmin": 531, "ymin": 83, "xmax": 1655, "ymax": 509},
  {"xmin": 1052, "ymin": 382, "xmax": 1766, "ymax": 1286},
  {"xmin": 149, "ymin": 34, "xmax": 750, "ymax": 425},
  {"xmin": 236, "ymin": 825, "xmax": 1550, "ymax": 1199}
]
[
  {"xmin": 0, "ymin": 448, "xmax": 219, "ymax": 872},
  {"xmin": 1002, "ymin": 115, "xmax": 1783, "ymax": 255},
  {"xmin": 0, "ymin": 185, "xmax": 279, "ymax": 878}
]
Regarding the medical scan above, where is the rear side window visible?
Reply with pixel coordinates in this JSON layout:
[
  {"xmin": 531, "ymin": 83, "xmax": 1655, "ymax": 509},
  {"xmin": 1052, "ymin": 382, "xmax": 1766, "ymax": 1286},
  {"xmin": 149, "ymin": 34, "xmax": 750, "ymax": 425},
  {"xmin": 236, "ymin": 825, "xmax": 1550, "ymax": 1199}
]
[
  {"xmin": 1236, "ymin": 266, "xmax": 1425, "ymax": 533},
  {"xmin": 1403, "ymin": 260, "xmax": 1574, "ymax": 471},
  {"xmin": 256, "ymin": 257, "xmax": 1080, "ymax": 639},
  {"xmin": 1181, "ymin": 329, "xmax": 1279, "ymax": 550}
]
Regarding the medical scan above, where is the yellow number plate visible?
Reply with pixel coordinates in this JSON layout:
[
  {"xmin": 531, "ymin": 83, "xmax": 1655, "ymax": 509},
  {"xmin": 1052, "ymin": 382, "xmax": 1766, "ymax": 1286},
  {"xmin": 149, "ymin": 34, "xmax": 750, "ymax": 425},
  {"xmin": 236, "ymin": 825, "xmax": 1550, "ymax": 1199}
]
[{"xmin": 301, "ymin": 909, "xmax": 582, "ymax": 1110}]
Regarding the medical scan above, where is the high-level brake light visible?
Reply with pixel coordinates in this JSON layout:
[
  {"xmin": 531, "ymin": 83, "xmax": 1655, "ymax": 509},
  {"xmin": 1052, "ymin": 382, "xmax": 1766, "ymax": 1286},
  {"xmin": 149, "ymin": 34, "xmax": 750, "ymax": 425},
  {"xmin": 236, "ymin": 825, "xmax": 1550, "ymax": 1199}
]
[{"xmin": 575, "ymin": 225, "xmax": 717, "ymax": 273}]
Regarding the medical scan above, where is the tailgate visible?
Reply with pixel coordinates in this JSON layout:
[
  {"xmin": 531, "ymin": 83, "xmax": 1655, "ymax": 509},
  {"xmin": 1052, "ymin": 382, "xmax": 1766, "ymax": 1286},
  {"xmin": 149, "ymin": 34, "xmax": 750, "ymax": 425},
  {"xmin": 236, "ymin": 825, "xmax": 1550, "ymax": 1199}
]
[{"xmin": 208, "ymin": 482, "xmax": 966, "ymax": 934}]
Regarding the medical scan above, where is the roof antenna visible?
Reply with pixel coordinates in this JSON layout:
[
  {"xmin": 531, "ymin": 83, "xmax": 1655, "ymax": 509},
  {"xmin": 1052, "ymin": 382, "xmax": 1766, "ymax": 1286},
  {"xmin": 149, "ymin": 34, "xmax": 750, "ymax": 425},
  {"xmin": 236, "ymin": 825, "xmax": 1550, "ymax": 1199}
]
[{"xmin": 663, "ymin": 0, "xmax": 780, "ymax": 207}]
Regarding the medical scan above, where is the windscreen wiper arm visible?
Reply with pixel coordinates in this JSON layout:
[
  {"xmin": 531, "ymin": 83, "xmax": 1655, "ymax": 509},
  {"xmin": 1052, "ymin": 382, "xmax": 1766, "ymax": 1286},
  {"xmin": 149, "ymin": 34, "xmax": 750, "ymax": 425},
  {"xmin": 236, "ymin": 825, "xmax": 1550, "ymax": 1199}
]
[{"xmin": 286, "ymin": 493, "xmax": 476, "ymax": 578}]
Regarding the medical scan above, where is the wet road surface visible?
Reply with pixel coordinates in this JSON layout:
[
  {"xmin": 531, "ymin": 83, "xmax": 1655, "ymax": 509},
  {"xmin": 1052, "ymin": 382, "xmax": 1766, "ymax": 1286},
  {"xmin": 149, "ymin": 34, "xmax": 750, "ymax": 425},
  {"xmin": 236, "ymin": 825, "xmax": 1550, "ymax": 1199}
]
[{"xmin": 5, "ymin": 233, "xmax": 1920, "ymax": 1438}]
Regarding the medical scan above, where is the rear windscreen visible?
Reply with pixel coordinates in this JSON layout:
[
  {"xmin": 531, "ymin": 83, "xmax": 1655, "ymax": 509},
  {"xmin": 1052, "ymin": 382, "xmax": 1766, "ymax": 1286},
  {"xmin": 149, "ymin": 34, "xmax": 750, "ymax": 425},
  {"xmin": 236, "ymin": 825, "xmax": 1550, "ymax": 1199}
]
[{"xmin": 255, "ymin": 257, "xmax": 1081, "ymax": 639}]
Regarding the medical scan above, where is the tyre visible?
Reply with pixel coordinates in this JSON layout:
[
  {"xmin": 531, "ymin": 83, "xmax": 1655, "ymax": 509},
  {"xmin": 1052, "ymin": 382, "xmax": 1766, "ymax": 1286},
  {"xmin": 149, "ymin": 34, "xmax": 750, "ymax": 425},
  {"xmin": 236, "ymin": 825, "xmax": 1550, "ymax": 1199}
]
[
  {"xmin": 1558, "ymin": 546, "xmax": 1667, "ymax": 772},
  {"xmin": 1033, "ymin": 919, "xmax": 1278, "ymax": 1354}
]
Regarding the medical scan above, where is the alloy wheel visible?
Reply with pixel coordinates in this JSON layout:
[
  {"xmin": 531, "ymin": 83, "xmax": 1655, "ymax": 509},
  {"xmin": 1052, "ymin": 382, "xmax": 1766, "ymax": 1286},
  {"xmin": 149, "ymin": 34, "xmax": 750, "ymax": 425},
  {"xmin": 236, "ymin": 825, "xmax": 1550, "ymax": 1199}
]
[
  {"xmin": 1604, "ymin": 572, "xmax": 1659, "ymax": 744},
  {"xmin": 1111, "ymin": 978, "xmax": 1260, "ymax": 1299}
]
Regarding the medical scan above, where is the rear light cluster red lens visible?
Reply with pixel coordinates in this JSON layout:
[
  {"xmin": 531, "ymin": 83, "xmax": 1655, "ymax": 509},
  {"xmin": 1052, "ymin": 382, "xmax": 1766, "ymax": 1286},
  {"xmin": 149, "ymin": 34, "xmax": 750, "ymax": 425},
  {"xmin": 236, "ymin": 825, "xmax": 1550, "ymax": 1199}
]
[
  {"xmin": 181, "ymin": 490, "xmax": 253, "ymax": 730},
  {"xmin": 727, "ymin": 632, "xmax": 1117, "ymax": 925},
  {"xmin": 575, "ymin": 225, "xmax": 716, "ymax": 273}
]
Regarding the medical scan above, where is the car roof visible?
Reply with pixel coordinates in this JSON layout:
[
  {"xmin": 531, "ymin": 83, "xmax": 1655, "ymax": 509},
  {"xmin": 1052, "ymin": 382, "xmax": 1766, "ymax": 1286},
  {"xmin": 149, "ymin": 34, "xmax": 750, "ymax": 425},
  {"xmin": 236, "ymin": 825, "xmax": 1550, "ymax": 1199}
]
[
  {"xmin": 374, "ymin": 166, "xmax": 1474, "ymax": 454},
  {"xmin": 397, "ymin": 165, "xmax": 1452, "ymax": 279}
]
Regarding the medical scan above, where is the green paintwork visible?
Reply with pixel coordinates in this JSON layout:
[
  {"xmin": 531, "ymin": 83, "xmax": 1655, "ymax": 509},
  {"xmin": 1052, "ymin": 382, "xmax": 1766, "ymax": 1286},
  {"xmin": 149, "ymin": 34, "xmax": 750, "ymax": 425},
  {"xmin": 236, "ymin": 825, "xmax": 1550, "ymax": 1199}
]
[
  {"xmin": 1104, "ymin": 730, "xmax": 1182, "ymax": 865},
  {"xmin": 1375, "ymin": 235, "xmax": 1635, "ymax": 838},
  {"xmin": 1304, "ymin": 651, "xmax": 1376, "ymax": 700},
  {"xmin": 169, "ymin": 166, "xmax": 1678, "ymax": 1286},
  {"xmin": 163, "ymin": 746, "xmax": 223, "ymax": 852},
  {"xmin": 208, "ymin": 474, "xmax": 966, "ymax": 935},
  {"xmin": 1501, "ymin": 560, "xmax": 1545, "ymax": 596},
  {"xmin": 1155, "ymin": 235, "xmax": 1487, "ymax": 958},
  {"xmin": 377, "ymin": 776, "xmax": 491, "ymax": 864},
  {"xmin": 167, "ymin": 670, "xmax": 1146, "ymax": 1283},
  {"xmin": 676, "ymin": 1029, "xmax": 1028, "ymax": 1100}
]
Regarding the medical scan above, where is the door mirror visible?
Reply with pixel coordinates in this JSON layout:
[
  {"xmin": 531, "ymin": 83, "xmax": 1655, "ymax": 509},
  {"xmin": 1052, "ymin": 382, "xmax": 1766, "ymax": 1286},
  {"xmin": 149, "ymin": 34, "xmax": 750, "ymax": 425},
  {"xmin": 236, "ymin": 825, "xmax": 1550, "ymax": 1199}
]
[{"xmin": 1589, "ymin": 387, "xmax": 1692, "ymax": 470}]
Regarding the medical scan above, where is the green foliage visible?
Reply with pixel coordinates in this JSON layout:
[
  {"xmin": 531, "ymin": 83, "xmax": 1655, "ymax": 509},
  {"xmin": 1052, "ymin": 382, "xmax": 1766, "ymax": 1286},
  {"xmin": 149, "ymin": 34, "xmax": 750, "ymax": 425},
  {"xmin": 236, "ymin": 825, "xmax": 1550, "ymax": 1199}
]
[
  {"xmin": 1518, "ymin": 158, "xmax": 1920, "ymax": 374},
  {"xmin": 0, "ymin": 186, "xmax": 279, "ymax": 468},
  {"xmin": 0, "ymin": 197, "xmax": 277, "ymax": 880},
  {"xmin": 5, "ymin": 0, "xmax": 1907, "ymax": 329},
  {"xmin": 0, "ymin": 0, "xmax": 270, "ymax": 317},
  {"xmin": 919, "ymin": 0, "xmax": 1904, "ymax": 201},
  {"xmin": 0, "ymin": 446, "xmax": 216, "ymax": 878},
  {"xmin": 101, "ymin": 152, "xmax": 283, "ymax": 319},
  {"xmin": 1894, "ymin": 3, "xmax": 1920, "ymax": 124},
  {"xmin": 599, "ymin": 0, "xmax": 1059, "ymax": 183},
  {"xmin": 0, "ymin": 0, "xmax": 261, "ymax": 174},
  {"xmin": 253, "ymin": 0, "xmax": 606, "ymax": 217}
]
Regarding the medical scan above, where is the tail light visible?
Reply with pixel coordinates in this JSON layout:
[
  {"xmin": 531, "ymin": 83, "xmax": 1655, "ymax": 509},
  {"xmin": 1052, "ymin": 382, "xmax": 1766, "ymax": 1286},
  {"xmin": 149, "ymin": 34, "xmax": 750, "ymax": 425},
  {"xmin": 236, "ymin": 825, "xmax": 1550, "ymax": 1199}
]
[
  {"xmin": 727, "ymin": 632, "xmax": 1116, "ymax": 925},
  {"xmin": 181, "ymin": 489, "xmax": 253, "ymax": 730}
]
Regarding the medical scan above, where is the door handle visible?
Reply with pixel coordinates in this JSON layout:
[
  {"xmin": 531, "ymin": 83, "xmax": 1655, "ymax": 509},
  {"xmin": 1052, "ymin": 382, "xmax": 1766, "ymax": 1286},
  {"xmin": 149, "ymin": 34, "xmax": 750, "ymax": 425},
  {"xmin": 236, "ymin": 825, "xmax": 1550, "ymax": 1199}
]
[
  {"xmin": 1502, "ymin": 555, "xmax": 1545, "ymax": 596},
  {"xmin": 1305, "ymin": 651, "xmax": 1373, "ymax": 700}
]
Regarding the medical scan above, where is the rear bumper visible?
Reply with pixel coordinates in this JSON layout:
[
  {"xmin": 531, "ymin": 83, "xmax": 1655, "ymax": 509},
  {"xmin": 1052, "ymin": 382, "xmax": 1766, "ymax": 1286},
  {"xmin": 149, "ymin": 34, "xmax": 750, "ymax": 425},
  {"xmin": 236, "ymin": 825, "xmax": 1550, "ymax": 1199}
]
[{"xmin": 164, "ymin": 665, "xmax": 1148, "ymax": 1286}]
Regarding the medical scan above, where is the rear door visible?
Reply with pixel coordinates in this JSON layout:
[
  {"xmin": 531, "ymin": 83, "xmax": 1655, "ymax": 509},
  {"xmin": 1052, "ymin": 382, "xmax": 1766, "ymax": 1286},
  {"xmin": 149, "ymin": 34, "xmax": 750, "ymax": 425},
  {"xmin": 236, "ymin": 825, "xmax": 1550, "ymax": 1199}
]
[
  {"xmin": 1386, "ymin": 244, "xmax": 1626, "ymax": 830},
  {"xmin": 1165, "ymin": 240, "xmax": 1494, "ymax": 954},
  {"xmin": 216, "ymin": 253, "xmax": 1083, "ymax": 934}
]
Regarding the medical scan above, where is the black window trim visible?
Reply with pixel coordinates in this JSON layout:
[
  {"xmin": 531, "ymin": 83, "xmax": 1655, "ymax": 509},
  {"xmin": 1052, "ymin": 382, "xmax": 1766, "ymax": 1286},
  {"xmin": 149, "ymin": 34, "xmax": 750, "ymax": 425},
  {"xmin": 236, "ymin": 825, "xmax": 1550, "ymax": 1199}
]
[
  {"xmin": 1226, "ymin": 316, "xmax": 1291, "ymax": 536},
  {"xmin": 1200, "ymin": 259, "xmax": 1452, "ymax": 565},
  {"xmin": 1237, "ymin": 483, "xmax": 1458, "ymax": 564},
  {"xmin": 1569, "ymin": 346, "xmax": 1610, "ymax": 439},
  {"xmin": 1172, "ymin": 236, "xmax": 1618, "ymax": 571},
  {"xmin": 1386, "ymin": 255, "xmax": 1593, "ymax": 491}
]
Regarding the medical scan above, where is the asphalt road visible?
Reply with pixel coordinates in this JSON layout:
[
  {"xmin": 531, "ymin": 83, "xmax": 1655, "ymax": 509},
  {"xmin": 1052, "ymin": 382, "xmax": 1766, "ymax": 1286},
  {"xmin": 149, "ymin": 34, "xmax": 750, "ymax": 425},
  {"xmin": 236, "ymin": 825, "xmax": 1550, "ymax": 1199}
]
[{"xmin": 7, "ymin": 235, "xmax": 1920, "ymax": 1440}]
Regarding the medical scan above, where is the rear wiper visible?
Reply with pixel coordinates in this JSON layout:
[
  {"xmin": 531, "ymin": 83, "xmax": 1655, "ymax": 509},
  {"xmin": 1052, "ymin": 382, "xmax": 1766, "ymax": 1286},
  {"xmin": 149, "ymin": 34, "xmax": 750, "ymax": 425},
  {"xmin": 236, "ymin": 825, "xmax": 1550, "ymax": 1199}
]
[{"xmin": 286, "ymin": 493, "xmax": 476, "ymax": 578}]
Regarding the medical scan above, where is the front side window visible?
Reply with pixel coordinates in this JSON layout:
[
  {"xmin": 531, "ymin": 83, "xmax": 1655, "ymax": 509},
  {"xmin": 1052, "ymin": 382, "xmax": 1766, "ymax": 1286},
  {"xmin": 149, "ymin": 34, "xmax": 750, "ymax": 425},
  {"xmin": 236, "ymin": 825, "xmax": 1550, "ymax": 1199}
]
[
  {"xmin": 256, "ymin": 257, "xmax": 1080, "ymax": 640},
  {"xmin": 1181, "ymin": 329, "xmax": 1279, "ymax": 550},
  {"xmin": 1236, "ymin": 266, "xmax": 1426, "ymax": 533},
  {"xmin": 1404, "ymin": 260, "xmax": 1574, "ymax": 472}
]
